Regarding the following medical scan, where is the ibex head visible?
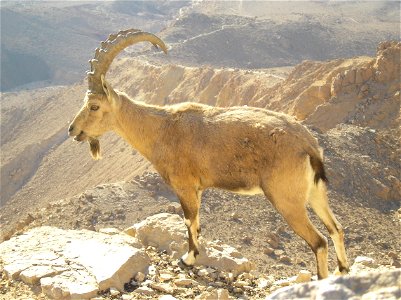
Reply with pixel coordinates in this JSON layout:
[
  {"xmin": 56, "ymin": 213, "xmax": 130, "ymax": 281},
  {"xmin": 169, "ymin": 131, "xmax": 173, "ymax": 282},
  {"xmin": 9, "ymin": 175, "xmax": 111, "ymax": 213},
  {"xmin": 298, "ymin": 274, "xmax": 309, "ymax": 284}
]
[{"xmin": 68, "ymin": 29, "xmax": 167, "ymax": 159}]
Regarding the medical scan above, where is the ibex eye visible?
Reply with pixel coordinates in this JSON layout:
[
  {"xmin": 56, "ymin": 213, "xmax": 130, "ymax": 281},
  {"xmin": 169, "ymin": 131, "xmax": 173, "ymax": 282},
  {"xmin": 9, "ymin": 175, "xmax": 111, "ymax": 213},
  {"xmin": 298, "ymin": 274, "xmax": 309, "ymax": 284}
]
[{"xmin": 90, "ymin": 105, "xmax": 99, "ymax": 111}]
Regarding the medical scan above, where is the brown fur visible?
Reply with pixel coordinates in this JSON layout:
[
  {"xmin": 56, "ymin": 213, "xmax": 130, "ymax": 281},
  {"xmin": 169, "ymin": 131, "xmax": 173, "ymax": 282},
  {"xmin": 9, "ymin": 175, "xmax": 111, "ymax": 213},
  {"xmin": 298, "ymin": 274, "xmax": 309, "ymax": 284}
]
[{"xmin": 69, "ymin": 88, "xmax": 349, "ymax": 279}]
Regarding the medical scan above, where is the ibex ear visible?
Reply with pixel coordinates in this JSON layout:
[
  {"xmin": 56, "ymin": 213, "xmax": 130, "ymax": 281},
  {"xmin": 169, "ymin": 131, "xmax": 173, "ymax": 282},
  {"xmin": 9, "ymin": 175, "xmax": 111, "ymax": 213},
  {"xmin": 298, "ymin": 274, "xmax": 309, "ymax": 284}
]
[{"xmin": 101, "ymin": 74, "xmax": 114, "ymax": 99}]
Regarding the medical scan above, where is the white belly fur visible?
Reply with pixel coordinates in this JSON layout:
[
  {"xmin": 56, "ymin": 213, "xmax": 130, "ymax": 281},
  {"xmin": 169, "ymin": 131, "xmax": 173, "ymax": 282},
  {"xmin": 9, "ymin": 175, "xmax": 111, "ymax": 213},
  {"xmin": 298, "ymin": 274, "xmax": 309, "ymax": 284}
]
[{"xmin": 232, "ymin": 186, "xmax": 264, "ymax": 195}]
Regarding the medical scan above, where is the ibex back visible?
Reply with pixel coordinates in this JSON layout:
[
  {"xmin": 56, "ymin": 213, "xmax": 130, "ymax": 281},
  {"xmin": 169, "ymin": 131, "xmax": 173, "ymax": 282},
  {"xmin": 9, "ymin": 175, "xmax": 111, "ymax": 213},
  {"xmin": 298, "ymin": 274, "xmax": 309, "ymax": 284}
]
[{"xmin": 68, "ymin": 29, "xmax": 349, "ymax": 279}]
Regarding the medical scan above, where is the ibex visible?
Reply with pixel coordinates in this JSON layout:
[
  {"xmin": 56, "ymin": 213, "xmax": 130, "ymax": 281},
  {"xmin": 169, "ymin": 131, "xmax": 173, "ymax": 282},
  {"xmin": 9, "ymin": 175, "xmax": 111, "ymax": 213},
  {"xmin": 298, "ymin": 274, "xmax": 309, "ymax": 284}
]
[{"xmin": 69, "ymin": 29, "xmax": 349, "ymax": 279}]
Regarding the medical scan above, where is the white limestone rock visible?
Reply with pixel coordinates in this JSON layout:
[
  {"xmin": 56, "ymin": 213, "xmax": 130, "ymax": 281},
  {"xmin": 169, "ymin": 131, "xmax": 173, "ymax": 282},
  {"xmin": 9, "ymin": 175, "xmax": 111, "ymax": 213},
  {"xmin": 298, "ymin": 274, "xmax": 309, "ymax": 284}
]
[
  {"xmin": 267, "ymin": 269, "xmax": 401, "ymax": 300},
  {"xmin": 134, "ymin": 213, "xmax": 254, "ymax": 275},
  {"xmin": 0, "ymin": 226, "xmax": 150, "ymax": 299}
]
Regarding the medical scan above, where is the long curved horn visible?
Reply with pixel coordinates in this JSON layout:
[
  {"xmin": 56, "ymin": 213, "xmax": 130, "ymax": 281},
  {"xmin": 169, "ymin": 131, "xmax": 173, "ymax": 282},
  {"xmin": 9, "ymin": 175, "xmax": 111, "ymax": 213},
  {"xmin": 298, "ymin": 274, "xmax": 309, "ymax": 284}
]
[{"xmin": 87, "ymin": 29, "xmax": 168, "ymax": 94}]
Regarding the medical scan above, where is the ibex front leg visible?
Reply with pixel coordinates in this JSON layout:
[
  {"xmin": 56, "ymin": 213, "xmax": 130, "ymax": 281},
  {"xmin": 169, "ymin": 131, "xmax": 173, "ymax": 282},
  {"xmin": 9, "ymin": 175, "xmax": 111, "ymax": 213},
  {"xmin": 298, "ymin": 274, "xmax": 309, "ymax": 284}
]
[{"xmin": 176, "ymin": 188, "xmax": 202, "ymax": 266}]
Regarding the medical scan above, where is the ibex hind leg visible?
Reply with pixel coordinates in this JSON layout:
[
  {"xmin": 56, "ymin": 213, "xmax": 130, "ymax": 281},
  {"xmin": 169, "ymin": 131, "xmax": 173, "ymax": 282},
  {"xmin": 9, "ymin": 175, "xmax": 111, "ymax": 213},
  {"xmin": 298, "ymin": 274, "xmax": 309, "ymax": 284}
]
[
  {"xmin": 176, "ymin": 189, "xmax": 201, "ymax": 266},
  {"xmin": 271, "ymin": 197, "xmax": 329, "ymax": 279},
  {"xmin": 309, "ymin": 182, "xmax": 350, "ymax": 274}
]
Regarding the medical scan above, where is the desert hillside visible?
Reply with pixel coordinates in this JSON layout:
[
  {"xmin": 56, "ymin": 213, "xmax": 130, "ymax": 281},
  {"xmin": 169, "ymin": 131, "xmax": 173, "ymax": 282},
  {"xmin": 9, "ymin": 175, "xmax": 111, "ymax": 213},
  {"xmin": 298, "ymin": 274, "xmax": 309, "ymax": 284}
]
[
  {"xmin": 0, "ymin": 1, "xmax": 400, "ymax": 299},
  {"xmin": 1, "ymin": 1, "xmax": 399, "ymax": 92},
  {"xmin": 0, "ymin": 1, "xmax": 190, "ymax": 91}
]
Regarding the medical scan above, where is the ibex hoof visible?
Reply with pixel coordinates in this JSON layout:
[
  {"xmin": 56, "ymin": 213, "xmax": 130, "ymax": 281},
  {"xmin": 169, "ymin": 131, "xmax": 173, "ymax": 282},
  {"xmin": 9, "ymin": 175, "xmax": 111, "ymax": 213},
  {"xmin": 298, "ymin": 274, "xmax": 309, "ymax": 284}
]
[{"xmin": 180, "ymin": 251, "xmax": 196, "ymax": 266}]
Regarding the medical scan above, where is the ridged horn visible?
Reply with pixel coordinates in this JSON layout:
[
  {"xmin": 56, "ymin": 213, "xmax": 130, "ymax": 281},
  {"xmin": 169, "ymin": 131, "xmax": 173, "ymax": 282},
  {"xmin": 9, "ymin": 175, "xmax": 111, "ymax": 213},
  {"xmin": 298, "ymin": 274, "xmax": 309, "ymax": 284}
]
[{"xmin": 87, "ymin": 29, "xmax": 168, "ymax": 94}]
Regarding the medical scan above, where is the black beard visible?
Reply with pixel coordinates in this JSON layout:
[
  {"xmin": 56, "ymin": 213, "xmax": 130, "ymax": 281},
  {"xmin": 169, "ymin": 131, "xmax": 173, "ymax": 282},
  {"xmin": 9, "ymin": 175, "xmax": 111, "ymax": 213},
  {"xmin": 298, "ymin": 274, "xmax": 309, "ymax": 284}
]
[{"xmin": 88, "ymin": 138, "xmax": 101, "ymax": 160}]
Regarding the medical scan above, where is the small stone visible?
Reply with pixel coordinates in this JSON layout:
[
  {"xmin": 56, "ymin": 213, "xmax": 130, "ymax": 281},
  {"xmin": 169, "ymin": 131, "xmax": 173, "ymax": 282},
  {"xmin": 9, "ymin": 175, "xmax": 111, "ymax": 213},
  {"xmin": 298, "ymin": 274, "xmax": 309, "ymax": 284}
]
[
  {"xmin": 274, "ymin": 276, "xmax": 296, "ymax": 287},
  {"xmin": 166, "ymin": 202, "xmax": 182, "ymax": 214},
  {"xmin": 234, "ymin": 280, "xmax": 248, "ymax": 287},
  {"xmin": 233, "ymin": 287, "xmax": 243, "ymax": 293},
  {"xmin": 231, "ymin": 212, "xmax": 240, "ymax": 219},
  {"xmin": 174, "ymin": 278, "xmax": 198, "ymax": 287},
  {"xmin": 257, "ymin": 278, "xmax": 270, "ymax": 289},
  {"xmin": 198, "ymin": 269, "xmax": 209, "ymax": 276},
  {"xmin": 264, "ymin": 247, "xmax": 274, "ymax": 255},
  {"xmin": 387, "ymin": 251, "xmax": 398, "ymax": 260},
  {"xmin": 279, "ymin": 255, "xmax": 292, "ymax": 264},
  {"xmin": 135, "ymin": 272, "xmax": 146, "ymax": 282},
  {"xmin": 295, "ymin": 270, "xmax": 312, "ymax": 283},
  {"xmin": 159, "ymin": 271, "xmax": 174, "ymax": 282},
  {"xmin": 274, "ymin": 249, "xmax": 284, "ymax": 257},
  {"xmin": 214, "ymin": 281, "xmax": 224, "ymax": 287},
  {"xmin": 159, "ymin": 295, "xmax": 178, "ymax": 300},
  {"xmin": 392, "ymin": 260, "xmax": 401, "ymax": 268},
  {"xmin": 150, "ymin": 282, "xmax": 174, "ymax": 294},
  {"xmin": 360, "ymin": 84, "xmax": 369, "ymax": 92},
  {"xmin": 122, "ymin": 295, "xmax": 133, "ymax": 300},
  {"xmin": 267, "ymin": 237, "xmax": 279, "ymax": 249},
  {"xmin": 98, "ymin": 228, "xmax": 120, "ymax": 235},
  {"xmin": 217, "ymin": 289, "xmax": 229, "ymax": 300},
  {"xmin": 134, "ymin": 286, "xmax": 155, "ymax": 295},
  {"xmin": 354, "ymin": 256, "xmax": 377, "ymax": 268},
  {"xmin": 123, "ymin": 226, "xmax": 136, "ymax": 237},
  {"xmin": 109, "ymin": 287, "xmax": 120, "ymax": 296}
]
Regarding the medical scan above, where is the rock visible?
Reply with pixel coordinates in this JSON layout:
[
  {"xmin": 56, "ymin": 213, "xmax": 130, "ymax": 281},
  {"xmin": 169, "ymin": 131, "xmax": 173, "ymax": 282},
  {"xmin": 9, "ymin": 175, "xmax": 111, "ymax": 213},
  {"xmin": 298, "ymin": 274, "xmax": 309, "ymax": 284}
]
[
  {"xmin": 264, "ymin": 247, "xmax": 274, "ymax": 255},
  {"xmin": 121, "ymin": 295, "xmax": 133, "ymax": 300},
  {"xmin": 174, "ymin": 277, "xmax": 198, "ymax": 287},
  {"xmin": 343, "ymin": 69, "xmax": 356, "ymax": 85},
  {"xmin": 295, "ymin": 270, "xmax": 312, "ymax": 283},
  {"xmin": 98, "ymin": 228, "xmax": 120, "ymax": 235},
  {"xmin": 266, "ymin": 233, "xmax": 280, "ymax": 248},
  {"xmin": 159, "ymin": 295, "xmax": 178, "ymax": 300},
  {"xmin": 257, "ymin": 277, "xmax": 272, "ymax": 289},
  {"xmin": 159, "ymin": 271, "xmax": 174, "ymax": 282},
  {"xmin": 197, "ymin": 240, "xmax": 255, "ymax": 275},
  {"xmin": 267, "ymin": 269, "xmax": 401, "ymax": 300},
  {"xmin": 135, "ymin": 271, "xmax": 146, "ymax": 282},
  {"xmin": 360, "ymin": 67, "xmax": 373, "ymax": 81},
  {"xmin": 195, "ymin": 288, "xmax": 230, "ymax": 300},
  {"xmin": 123, "ymin": 226, "xmax": 136, "ymax": 237},
  {"xmin": 197, "ymin": 269, "xmax": 209, "ymax": 277},
  {"xmin": 373, "ymin": 41, "xmax": 400, "ymax": 82},
  {"xmin": 274, "ymin": 277, "xmax": 295, "ymax": 287},
  {"xmin": 353, "ymin": 256, "xmax": 377, "ymax": 268},
  {"xmin": 135, "ymin": 213, "xmax": 254, "ymax": 275},
  {"xmin": 355, "ymin": 68, "xmax": 364, "ymax": 84},
  {"xmin": 273, "ymin": 249, "xmax": 284, "ymax": 257},
  {"xmin": 109, "ymin": 287, "xmax": 120, "ymax": 296},
  {"xmin": 234, "ymin": 280, "xmax": 248, "ymax": 287},
  {"xmin": 387, "ymin": 251, "xmax": 398, "ymax": 260},
  {"xmin": 230, "ymin": 212, "xmax": 240, "ymax": 219},
  {"xmin": 331, "ymin": 73, "xmax": 343, "ymax": 96},
  {"xmin": 134, "ymin": 213, "xmax": 188, "ymax": 258},
  {"xmin": 0, "ymin": 226, "xmax": 150, "ymax": 299},
  {"xmin": 166, "ymin": 202, "xmax": 182, "ymax": 214},
  {"xmin": 279, "ymin": 256, "xmax": 292, "ymax": 264},
  {"xmin": 134, "ymin": 286, "xmax": 156, "ymax": 296},
  {"xmin": 360, "ymin": 84, "xmax": 369, "ymax": 92},
  {"xmin": 150, "ymin": 282, "xmax": 174, "ymax": 294}
]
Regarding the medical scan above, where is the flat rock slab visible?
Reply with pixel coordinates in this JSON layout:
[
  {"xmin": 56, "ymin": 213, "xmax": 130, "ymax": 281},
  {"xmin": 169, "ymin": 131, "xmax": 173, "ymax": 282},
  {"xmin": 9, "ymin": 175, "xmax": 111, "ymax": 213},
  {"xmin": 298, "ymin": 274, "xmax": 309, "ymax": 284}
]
[
  {"xmin": 267, "ymin": 269, "xmax": 401, "ymax": 300},
  {"xmin": 0, "ymin": 226, "xmax": 150, "ymax": 299},
  {"xmin": 132, "ymin": 213, "xmax": 254, "ymax": 275}
]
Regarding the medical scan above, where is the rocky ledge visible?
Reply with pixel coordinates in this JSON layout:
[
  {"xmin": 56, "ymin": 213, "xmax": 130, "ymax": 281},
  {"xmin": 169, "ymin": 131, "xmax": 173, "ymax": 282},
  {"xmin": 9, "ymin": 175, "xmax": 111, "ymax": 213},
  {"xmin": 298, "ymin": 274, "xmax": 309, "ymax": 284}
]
[{"xmin": 0, "ymin": 213, "xmax": 399, "ymax": 299}]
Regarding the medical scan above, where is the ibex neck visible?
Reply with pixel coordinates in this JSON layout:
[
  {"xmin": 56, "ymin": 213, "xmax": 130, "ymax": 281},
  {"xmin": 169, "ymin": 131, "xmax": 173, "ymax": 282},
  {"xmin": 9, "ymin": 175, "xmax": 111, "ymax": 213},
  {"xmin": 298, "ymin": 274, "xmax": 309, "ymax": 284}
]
[{"xmin": 114, "ymin": 95, "xmax": 166, "ymax": 160}]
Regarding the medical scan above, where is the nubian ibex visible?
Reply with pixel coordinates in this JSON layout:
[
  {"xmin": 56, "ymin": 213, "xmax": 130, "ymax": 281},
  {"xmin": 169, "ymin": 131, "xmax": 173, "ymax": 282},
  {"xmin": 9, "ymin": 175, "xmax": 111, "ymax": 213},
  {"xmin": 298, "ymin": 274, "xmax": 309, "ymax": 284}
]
[{"xmin": 69, "ymin": 29, "xmax": 349, "ymax": 279}]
